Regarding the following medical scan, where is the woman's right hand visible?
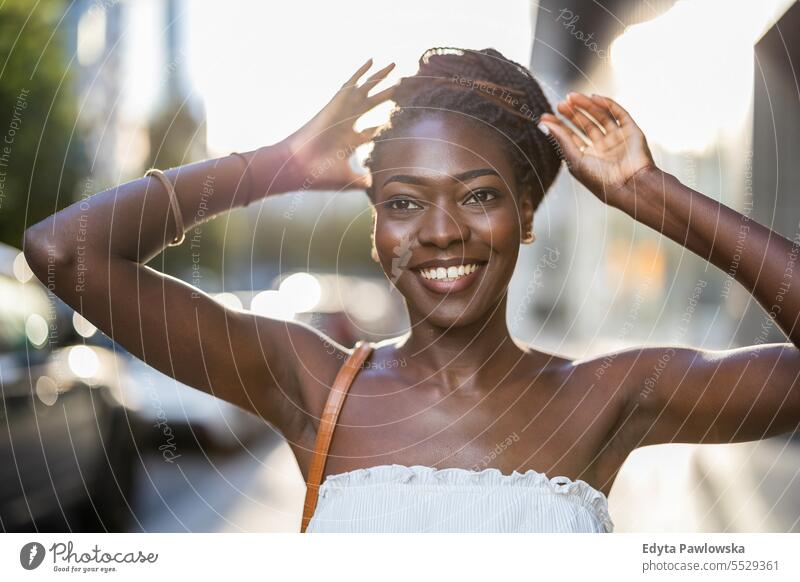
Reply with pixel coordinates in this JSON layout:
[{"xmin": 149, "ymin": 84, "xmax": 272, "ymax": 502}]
[{"xmin": 280, "ymin": 58, "xmax": 396, "ymax": 192}]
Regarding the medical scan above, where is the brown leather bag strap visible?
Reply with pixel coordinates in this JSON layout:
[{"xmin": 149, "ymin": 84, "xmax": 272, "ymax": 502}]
[{"xmin": 300, "ymin": 340, "xmax": 373, "ymax": 532}]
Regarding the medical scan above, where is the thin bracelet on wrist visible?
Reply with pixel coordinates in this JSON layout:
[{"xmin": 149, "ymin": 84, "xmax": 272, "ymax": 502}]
[{"xmin": 144, "ymin": 168, "xmax": 185, "ymax": 246}]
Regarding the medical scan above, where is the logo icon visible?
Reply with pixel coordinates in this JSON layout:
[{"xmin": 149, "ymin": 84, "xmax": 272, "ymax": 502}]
[
  {"xmin": 20, "ymin": 542, "xmax": 46, "ymax": 570},
  {"xmin": 390, "ymin": 235, "xmax": 412, "ymax": 283}
]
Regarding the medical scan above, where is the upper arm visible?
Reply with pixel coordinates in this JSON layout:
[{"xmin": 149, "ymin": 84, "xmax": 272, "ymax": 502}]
[
  {"xmin": 23, "ymin": 229, "xmax": 345, "ymax": 440},
  {"xmin": 616, "ymin": 343, "xmax": 800, "ymax": 447}
]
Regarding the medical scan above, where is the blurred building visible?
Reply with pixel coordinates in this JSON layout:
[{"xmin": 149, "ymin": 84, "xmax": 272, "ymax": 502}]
[
  {"xmin": 518, "ymin": 0, "xmax": 795, "ymax": 356},
  {"xmin": 64, "ymin": 0, "xmax": 205, "ymax": 189},
  {"xmin": 516, "ymin": 0, "xmax": 799, "ymax": 532},
  {"xmin": 64, "ymin": 0, "xmax": 127, "ymax": 189},
  {"xmin": 742, "ymin": 1, "xmax": 800, "ymax": 346}
]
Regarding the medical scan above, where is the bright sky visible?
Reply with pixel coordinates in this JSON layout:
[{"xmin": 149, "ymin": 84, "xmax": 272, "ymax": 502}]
[
  {"xmin": 115, "ymin": 0, "xmax": 795, "ymax": 158},
  {"xmin": 183, "ymin": 0, "xmax": 534, "ymax": 155},
  {"xmin": 609, "ymin": 0, "xmax": 795, "ymax": 153}
]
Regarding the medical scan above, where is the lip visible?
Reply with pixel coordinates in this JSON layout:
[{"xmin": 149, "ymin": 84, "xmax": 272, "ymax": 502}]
[{"xmin": 414, "ymin": 262, "xmax": 487, "ymax": 295}]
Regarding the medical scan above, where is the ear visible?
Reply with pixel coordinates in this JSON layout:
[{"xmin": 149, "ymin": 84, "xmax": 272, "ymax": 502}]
[{"xmin": 520, "ymin": 186, "xmax": 535, "ymax": 243}]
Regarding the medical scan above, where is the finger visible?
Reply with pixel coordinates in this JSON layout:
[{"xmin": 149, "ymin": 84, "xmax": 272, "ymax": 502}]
[
  {"xmin": 355, "ymin": 125, "xmax": 383, "ymax": 145},
  {"xmin": 563, "ymin": 96, "xmax": 606, "ymax": 142},
  {"xmin": 556, "ymin": 101, "xmax": 596, "ymax": 146},
  {"xmin": 364, "ymin": 84, "xmax": 397, "ymax": 110},
  {"xmin": 341, "ymin": 58, "xmax": 374, "ymax": 90},
  {"xmin": 590, "ymin": 94, "xmax": 634, "ymax": 128},
  {"xmin": 359, "ymin": 62, "xmax": 396, "ymax": 94},
  {"xmin": 538, "ymin": 114, "xmax": 585, "ymax": 161},
  {"xmin": 566, "ymin": 92, "xmax": 616, "ymax": 133},
  {"xmin": 541, "ymin": 113, "xmax": 586, "ymax": 151}
]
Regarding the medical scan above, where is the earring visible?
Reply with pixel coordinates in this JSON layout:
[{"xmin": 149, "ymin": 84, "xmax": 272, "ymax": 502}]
[{"xmin": 522, "ymin": 230, "xmax": 536, "ymax": 244}]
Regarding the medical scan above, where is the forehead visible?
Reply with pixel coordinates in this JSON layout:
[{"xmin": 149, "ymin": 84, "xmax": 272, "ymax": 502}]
[{"xmin": 370, "ymin": 114, "xmax": 518, "ymax": 193}]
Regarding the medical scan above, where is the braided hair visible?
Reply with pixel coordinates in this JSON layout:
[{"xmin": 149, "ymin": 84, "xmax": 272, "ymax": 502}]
[{"xmin": 364, "ymin": 47, "xmax": 562, "ymax": 211}]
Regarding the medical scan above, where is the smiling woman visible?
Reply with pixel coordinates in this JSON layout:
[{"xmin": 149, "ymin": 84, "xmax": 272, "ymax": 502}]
[
  {"xmin": 362, "ymin": 48, "xmax": 560, "ymax": 329},
  {"xmin": 22, "ymin": 46, "xmax": 800, "ymax": 534}
]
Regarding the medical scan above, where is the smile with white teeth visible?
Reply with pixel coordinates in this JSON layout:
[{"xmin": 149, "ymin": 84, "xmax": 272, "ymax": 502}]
[{"xmin": 419, "ymin": 263, "xmax": 481, "ymax": 281}]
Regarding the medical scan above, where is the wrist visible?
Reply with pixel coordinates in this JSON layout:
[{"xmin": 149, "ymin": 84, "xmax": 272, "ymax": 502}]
[
  {"xmin": 244, "ymin": 140, "xmax": 306, "ymax": 199},
  {"xmin": 608, "ymin": 164, "xmax": 665, "ymax": 212}
]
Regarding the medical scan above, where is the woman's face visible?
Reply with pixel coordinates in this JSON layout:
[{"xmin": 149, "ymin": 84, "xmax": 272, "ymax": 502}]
[{"xmin": 370, "ymin": 114, "xmax": 533, "ymax": 328}]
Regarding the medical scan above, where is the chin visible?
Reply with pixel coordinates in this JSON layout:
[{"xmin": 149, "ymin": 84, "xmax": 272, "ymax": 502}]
[
  {"xmin": 416, "ymin": 302, "xmax": 496, "ymax": 329},
  {"xmin": 389, "ymin": 264, "xmax": 509, "ymax": 329}
]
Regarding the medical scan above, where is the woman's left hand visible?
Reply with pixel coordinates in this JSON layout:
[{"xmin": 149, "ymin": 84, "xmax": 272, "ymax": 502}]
[{"xmin": 538, "ymin": 92, "xmax": 657, "ymax": 206}]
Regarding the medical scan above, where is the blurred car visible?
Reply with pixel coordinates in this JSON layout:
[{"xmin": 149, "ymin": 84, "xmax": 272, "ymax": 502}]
[{"xmin": 0, "ymin": 243, "xmax": 140, "ymax": 532}]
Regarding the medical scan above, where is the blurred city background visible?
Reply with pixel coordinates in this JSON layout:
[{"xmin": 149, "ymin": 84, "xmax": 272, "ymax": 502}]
[{"xmin": 1, "ymin": 0, "xmax": 799, "ymax": 532}]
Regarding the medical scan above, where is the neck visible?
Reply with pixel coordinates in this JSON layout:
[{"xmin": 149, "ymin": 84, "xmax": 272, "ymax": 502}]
[{"xmin": 397, "ymin": 294, "xmax": 528, "ymax": 390}]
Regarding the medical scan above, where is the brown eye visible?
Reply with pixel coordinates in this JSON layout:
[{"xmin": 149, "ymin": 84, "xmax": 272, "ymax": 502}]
[
  {"xmin": 464, "ymin": 190, "xmax": 498, "ymax": 205},
  {"xmin": 388, "ymin": 198, "xmax": 423, "ymax": 211}
]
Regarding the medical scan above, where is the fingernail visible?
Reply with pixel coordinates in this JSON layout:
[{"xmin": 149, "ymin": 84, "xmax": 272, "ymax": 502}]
[{"xmin": 537, "ymin": 122, "xmax": 550, "ymax": 135}]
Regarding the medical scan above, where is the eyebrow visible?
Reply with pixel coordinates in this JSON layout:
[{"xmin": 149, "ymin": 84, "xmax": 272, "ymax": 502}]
[{"xmin": 381, "ymin": 168, "xmax": 501, "ymax": 188}]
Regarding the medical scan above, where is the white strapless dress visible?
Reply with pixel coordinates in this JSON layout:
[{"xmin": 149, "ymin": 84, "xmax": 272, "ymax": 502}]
[{"xmin": 305, "ymin": 464, "xmax": 614, "ymax": 533}]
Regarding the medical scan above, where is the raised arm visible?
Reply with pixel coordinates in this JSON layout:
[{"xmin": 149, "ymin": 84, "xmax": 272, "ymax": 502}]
[
  {"xmin": 540, "ymin": 92, "xmax": 800, "ymax": 447},
  {"xmin": 22, "ymin": 59, "xmax": 395, "ymax": 444}
]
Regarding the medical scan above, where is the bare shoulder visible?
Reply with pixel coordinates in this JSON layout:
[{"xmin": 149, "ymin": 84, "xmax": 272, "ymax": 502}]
[
  {"xmin": 565, "ymin": 344, "xmax": 699, "ymax": 456},
  {"xmin": 511, "ymin": 344, "xmax": 643, "ymax": 490},
  {"xmin": 506, "ymin": 340, "xmax": 651, "ymax": 400},
  {"xmin": 521, "ymin": 343, "xmax": 574, "ymax": 371},
  {"xmin": 568, "ymin": 343, "xmax": 714, "ymax": 410}
]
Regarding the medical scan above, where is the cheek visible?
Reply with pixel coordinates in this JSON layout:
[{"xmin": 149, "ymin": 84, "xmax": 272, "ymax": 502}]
[
  {"xmin": 471, "ymin": 206, "xmax": 522, "ymax": 250},
  {"xmin": 373, "ymin": 212, "xmax": 410, "ymax": 268}
]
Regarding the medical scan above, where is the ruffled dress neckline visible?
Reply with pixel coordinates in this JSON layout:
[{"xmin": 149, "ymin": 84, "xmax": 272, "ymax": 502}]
[{"xmin": 320, "ymin": 463, "xmax": 614, "ymax": 533}]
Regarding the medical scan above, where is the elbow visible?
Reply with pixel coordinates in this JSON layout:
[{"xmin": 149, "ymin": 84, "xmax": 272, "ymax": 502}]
[
  {"xmin": 22, "ymin": 221, "xmax": 74, "ymax": 286},
  {"xmin": 22, "ymin": 223, "xmax": 46, "ymax": 278}
]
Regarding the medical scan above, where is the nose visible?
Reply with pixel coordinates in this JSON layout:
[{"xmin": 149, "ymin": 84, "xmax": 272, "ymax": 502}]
[{"xmin": 417, "ymin": 203, "xmax": 470, "ymax": 249}]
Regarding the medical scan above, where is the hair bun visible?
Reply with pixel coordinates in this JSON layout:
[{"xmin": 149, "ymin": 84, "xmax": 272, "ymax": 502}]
[{"xmin": 366, "ymin": 46, "xmax": 562, "ymax": 210}]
